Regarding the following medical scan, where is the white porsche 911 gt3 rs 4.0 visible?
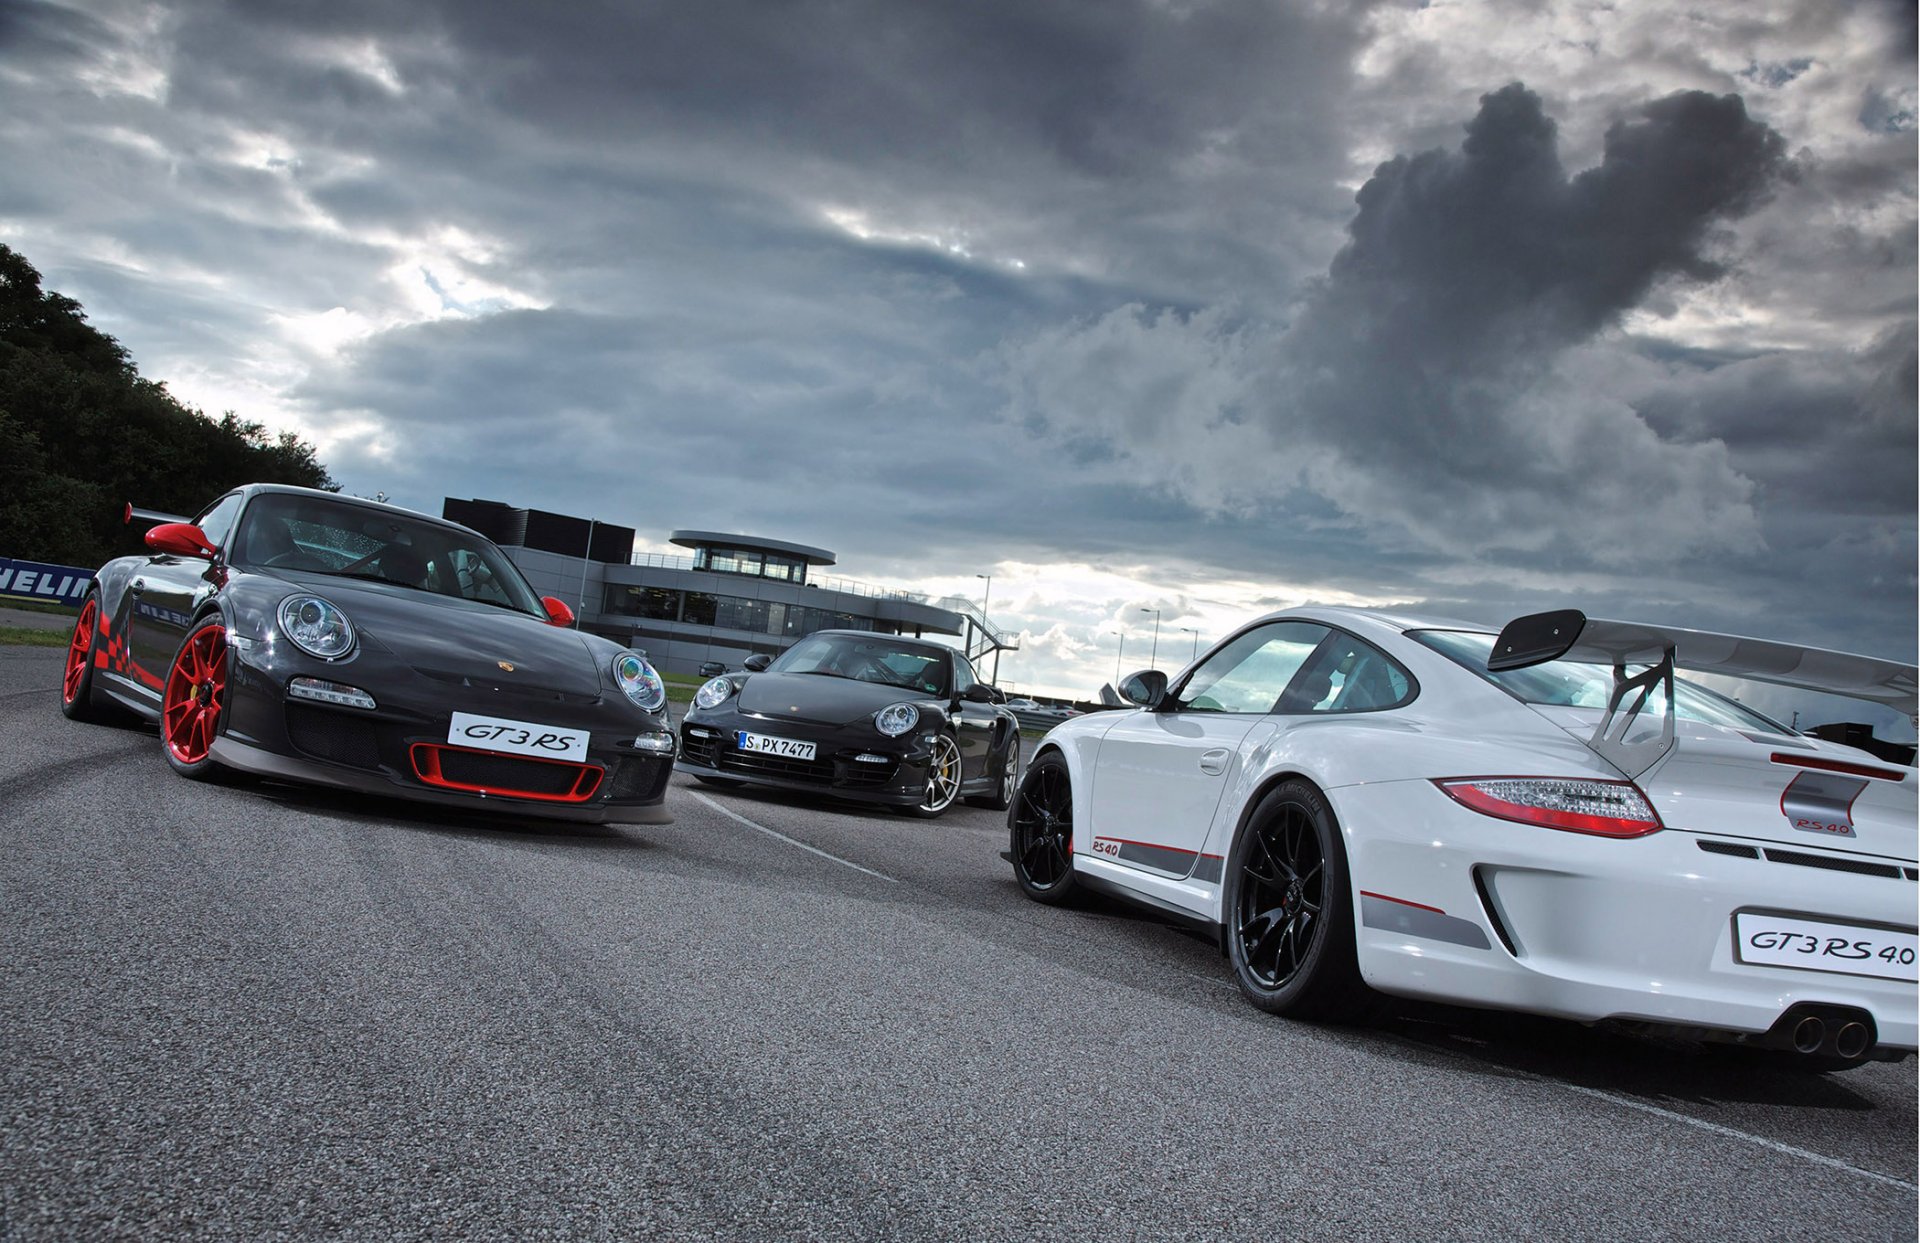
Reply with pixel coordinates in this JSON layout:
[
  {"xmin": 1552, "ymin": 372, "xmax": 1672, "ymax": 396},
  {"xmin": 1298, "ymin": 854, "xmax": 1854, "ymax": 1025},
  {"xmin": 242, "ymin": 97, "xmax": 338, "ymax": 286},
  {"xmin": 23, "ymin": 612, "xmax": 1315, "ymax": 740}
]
[{"xmin": 1009, "ymin": 606, "xmax": 1918, "ymax": 1071}]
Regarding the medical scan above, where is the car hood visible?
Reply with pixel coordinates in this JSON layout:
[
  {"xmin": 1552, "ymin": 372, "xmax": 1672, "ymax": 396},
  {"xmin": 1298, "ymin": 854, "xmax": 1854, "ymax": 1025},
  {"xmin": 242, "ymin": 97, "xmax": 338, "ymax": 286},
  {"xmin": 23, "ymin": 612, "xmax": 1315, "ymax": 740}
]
[
  {"xmin": 734, "ymin": 671, "xmax": 940, "ymax": 728},
  {"xmin": 269, "ymin": 573, "xmax": 607, "ymax": 699},
  {"xmin": 1531, "ymin": 705, "xmax": 1916, "ymax": 860}
]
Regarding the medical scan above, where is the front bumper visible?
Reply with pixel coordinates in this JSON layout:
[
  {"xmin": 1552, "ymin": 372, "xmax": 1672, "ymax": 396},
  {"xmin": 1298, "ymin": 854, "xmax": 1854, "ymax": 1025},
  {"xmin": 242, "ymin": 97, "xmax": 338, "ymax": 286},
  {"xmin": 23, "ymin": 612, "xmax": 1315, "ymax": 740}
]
[
  {"xmin": 1335, "ymin": 779, "xmax": 1919, "ymax": 1051},
  {"xmin": 678, "ymin": 716, "xmax": 933, "ymax": 807},
  {"xmin": 214, "ymin": 645, "xmax": 675, "ymax": 824}
]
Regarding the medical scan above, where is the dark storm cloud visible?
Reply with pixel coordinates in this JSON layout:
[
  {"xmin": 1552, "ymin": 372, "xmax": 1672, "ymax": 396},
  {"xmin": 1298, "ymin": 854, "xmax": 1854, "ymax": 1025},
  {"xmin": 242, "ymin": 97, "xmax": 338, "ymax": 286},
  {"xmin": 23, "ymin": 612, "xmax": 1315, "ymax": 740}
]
[
  {"xmin": 1011, "ymin": 85, "xmax": 1798, "ymax": 565},
  {"xmin": 1290, "ymin": 84, "xmax": 1787, "ymax": 460},
  {"xmin": 1, "ymin": 0, "xmax": 1911, "ymax": 687}
]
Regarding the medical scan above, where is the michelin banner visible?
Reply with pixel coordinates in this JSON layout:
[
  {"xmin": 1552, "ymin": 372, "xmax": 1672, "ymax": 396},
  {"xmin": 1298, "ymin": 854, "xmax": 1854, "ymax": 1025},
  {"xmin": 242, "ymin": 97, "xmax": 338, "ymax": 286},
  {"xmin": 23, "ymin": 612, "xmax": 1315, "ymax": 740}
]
[{"xmin": 0, "ymin": 558, "xmax": 92, "ymax": 608}]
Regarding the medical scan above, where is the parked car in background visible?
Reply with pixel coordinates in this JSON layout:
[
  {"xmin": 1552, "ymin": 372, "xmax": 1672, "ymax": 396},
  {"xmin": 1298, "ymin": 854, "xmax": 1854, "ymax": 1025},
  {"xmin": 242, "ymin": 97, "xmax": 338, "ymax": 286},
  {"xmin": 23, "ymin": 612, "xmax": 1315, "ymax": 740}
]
[
  {"xmin": 1009, "ymin": 605, "xmax": 1917, "ymax": 1071},
  {"xmin": 62, "ymin": 484, "xmax": 677, "ymax": 824},
  {"xmin": 678, "ymin": 630, "xmax": 1021, "ymax": 817}
]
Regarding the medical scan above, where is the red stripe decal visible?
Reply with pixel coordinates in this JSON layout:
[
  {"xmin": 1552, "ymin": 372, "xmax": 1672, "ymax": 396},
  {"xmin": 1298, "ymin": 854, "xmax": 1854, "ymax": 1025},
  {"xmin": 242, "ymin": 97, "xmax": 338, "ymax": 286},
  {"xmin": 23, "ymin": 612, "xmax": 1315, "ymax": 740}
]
[
  {"xmin": 1360, "ymin": 890, "xmax": 1446, "ymax": 915},
  {"xmin": 1770, "ymin": 753, "xmax": 1907, "ymax": 783}
]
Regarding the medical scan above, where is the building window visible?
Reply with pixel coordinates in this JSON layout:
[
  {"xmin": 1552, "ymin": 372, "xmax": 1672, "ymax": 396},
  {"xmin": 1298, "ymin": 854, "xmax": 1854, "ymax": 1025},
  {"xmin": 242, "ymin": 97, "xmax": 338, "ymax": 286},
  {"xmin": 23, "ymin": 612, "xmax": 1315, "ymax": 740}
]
[
  {"xmin": 682, "ymin": 592, "xmax": 717, "ymax": 626},
  {"xmin": 607, "ymin": 585, "xmax": 681, "ymax": 620}
]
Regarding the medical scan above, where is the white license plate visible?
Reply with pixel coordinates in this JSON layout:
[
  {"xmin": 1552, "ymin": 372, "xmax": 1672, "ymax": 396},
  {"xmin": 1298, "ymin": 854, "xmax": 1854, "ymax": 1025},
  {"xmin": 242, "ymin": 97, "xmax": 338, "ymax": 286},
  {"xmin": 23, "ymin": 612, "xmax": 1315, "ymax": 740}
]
[
  {"xmin": 448, "ymin": 711, "xmax": 589, "ymax": 762},
  {"xmin": 736, "ymin": 731, "xmax": 816, "ymax": 761},
  {"xmin": 1733, "ymin": 912, "xmax": 1918, "ymax": 983}
]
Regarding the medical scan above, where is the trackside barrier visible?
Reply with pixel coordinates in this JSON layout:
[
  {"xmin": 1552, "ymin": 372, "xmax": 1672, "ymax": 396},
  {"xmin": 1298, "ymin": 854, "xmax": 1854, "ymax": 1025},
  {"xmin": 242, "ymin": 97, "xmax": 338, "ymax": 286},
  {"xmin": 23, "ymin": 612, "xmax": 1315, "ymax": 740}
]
[{"xmin": 0, "ymin": 557, "xmax": 92, "ymax": 609}]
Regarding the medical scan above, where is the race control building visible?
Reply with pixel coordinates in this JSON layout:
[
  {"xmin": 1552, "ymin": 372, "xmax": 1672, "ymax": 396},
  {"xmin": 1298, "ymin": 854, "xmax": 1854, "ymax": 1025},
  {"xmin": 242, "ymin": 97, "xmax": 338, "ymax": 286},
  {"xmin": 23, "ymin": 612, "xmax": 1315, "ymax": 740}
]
[{"xmin": 442, "ymin": 498, "xmax": 1013, "ymax": 679}]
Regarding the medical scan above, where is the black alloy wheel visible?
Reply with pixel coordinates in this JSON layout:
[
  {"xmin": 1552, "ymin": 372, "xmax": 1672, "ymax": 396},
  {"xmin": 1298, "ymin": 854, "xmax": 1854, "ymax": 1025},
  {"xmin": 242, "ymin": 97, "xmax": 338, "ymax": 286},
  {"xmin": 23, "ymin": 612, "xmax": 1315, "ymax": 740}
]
[
  {"xmin": 1010, "ymin": 751, "xmax": 1077, "ymax": 903},
  {"xmin": 1224, "ymin": 779, "xmax": 1371, "ymax": 1020}
]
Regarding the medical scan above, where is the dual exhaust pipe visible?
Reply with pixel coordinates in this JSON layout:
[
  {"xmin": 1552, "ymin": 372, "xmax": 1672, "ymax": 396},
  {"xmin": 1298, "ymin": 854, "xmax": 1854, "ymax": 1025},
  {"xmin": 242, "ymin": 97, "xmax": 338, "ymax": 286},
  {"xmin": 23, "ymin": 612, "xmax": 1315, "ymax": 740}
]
[{"xmin": 1774, "ymin": 1005, "xmax": 1875, "ymax": 1060}]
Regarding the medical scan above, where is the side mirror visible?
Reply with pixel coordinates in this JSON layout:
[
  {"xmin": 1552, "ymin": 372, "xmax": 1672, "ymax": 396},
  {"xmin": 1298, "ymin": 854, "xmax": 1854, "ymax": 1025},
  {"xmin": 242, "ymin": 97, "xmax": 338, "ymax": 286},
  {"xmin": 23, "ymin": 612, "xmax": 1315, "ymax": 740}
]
[
  {"xmin": 743, "ymin": 653, "xmax": 773, "ymax": 672},
  {"xmin": 541, "ymin": 596, "xmax": 576, "ymax": 627},
  {"xmin": 1118, "ymin": 669, "xmax": 1168, "ymax": 709},
  {"xmin": 145, "ymin": 522, "xmax": 215, "ymax": 560},
  {"xmin": 962, "ymin": 684, "xmax": 996, "ymax": 704}
]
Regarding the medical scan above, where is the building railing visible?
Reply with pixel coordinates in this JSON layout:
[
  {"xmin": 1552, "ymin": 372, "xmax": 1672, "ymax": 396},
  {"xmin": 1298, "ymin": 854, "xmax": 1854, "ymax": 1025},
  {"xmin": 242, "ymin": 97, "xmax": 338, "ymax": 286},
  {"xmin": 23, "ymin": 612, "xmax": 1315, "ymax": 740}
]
[{"xmin": 626, "ymin": 550, "xmax": 935, "ymax": 604}]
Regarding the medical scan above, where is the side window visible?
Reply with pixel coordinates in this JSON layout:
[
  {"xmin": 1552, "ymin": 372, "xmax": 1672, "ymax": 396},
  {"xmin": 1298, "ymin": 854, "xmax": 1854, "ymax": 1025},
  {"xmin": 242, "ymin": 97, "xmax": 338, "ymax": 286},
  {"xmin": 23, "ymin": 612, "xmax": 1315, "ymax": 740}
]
[
  {"xmin": 1172, "ymin": 621, "xmax": 1329, "ymax": 714},
  {"xmin": 194, "ymin": 493, "xmax": 244, "ymax": 552},
  {"xmin": 1280, "ymin": 630, "xmax": 1416, "ymax": 714},
  {"xmin": 951, "ymin": 653, "xmax": 979, "ymax": 694}
]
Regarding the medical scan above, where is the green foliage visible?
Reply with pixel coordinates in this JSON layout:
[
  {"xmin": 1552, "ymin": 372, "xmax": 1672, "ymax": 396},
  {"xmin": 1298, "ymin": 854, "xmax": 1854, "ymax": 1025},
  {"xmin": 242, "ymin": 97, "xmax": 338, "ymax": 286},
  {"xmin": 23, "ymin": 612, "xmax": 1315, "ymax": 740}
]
[{"xmin": 0, "ymin": 244, "xmax": 337, "ymax": 567}]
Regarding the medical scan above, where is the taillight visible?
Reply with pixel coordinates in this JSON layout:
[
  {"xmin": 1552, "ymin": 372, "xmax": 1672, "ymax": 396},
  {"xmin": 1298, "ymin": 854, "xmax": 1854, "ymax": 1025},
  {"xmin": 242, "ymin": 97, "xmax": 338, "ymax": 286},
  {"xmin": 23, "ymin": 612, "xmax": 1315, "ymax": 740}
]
[{"xmin": 1435, "ymin": 777, "xmax": 1663, "ymax": 838}]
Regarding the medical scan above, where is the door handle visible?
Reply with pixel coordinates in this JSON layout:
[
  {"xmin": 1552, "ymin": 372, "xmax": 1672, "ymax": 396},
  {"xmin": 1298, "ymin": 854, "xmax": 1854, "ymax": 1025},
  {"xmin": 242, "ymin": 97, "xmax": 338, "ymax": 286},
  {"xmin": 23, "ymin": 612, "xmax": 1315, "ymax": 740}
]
[{"xmin": 1199, "ymin": 747, "xmax": 1230, "ymax": 776}]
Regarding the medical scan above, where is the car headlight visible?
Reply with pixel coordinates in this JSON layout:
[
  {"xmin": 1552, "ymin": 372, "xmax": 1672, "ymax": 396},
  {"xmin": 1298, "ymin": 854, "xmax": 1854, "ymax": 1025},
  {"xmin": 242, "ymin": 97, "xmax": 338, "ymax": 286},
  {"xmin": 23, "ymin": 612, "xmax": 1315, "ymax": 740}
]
[
  {"xmin": 874, "ymin": 702, "xmax": 920, "ymax": 737},
  {"xmin": 694, "ymin": 676, "xmax": 735, "ymax": 711},
  {"xmin": 613, "ymin": 651, "xmax": 667, "ymax": 713},
  {"xmin": 278, "ymin": 594, "xmax": 355, "ymax": 660}
]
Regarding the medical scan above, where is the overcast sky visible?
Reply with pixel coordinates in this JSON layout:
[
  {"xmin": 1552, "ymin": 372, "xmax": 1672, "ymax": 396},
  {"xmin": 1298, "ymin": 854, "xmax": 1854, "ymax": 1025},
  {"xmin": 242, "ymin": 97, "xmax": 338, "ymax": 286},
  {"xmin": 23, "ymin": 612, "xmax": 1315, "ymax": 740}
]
[{"xmin": 3, "ymin": 0, "xmax": 1913, "ymax": 702}]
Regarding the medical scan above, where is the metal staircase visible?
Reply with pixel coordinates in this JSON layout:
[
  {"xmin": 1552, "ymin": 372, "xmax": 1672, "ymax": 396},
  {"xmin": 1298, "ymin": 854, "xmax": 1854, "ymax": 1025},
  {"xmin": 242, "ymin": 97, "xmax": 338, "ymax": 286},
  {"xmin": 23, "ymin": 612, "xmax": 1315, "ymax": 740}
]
[{"xmin": 935, "ymin": 595, "xmax": 1019, "ymax": 681}]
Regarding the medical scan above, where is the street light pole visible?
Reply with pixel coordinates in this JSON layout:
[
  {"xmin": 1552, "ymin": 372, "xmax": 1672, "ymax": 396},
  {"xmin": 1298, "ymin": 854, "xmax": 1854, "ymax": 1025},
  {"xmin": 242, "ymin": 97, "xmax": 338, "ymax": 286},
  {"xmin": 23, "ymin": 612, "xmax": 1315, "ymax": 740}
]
[
  {"xmin": 975, "ymin": 573, "xmax": 997, "ymax": 682},
  {"xmin": 1108, "ymin": 629, "xmax": 1125, "ymax": 684},
  {"xmin": 1140, "ymin": 607, "xmax": 1160, "ymax": 667},
  {"xmin": 576, "ymin": 518, "xmax": 597, "ymax": 630},
  {"xmin": 1179, "ymin": 626, "xmax": 1199, "ymax": 663}
]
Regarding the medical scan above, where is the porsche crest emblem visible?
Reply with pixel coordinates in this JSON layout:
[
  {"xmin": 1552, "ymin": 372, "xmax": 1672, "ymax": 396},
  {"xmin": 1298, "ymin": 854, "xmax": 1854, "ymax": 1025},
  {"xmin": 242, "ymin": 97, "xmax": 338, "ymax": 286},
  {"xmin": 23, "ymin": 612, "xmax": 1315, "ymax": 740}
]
[{"xmin": 497, "ymin": 661, "xmax": 515, "ymax": 673}]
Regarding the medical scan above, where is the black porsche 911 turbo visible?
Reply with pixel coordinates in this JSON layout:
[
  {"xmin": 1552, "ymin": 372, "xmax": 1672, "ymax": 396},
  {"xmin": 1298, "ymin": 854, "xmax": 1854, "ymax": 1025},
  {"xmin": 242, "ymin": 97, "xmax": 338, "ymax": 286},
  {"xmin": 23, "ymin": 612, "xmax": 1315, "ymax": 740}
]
[
  {"xmin": 677, "ymin": 630, "xmax": 1021, "ymax": 818},
  {"xmin": 61, "ymin": 484, "xmax": 677, "ymax": 824}
]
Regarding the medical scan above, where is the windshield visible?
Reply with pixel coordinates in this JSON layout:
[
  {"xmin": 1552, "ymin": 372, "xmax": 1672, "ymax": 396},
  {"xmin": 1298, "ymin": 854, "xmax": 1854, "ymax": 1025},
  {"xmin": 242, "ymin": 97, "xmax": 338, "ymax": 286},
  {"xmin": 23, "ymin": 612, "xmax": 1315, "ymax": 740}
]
[
  {"xmin": 232, "ymin": 493, "xmax": 547, "ymax": 616},
  {"xmin": 771, "ymin": 633, "xmax": 950, "ymax": 696},
  {"xmin": 1413, "ymin": 629, "xmax": 1794, "ymax": 734}
]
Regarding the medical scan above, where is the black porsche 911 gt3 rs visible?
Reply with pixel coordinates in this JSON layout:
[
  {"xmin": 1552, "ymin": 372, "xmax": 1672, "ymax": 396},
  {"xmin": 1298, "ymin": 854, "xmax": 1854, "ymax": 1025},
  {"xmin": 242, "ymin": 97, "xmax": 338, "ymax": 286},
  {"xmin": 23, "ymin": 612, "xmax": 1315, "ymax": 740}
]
[
  {"xmin": 61, "ymin": 484, "xmax": 677, "ymax": 824},
  {"xmin": 676, "ymin": 630, "xmax": 1020, "ymax": 817}
]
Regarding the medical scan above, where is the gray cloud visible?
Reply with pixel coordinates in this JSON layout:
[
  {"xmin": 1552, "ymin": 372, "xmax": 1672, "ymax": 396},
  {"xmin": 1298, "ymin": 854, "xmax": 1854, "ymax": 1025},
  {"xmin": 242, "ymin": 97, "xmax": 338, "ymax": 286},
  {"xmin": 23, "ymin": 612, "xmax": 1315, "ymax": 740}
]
[{"xmin": 0, "ymin": 1, "xmax": 1911, "ymax": 693}]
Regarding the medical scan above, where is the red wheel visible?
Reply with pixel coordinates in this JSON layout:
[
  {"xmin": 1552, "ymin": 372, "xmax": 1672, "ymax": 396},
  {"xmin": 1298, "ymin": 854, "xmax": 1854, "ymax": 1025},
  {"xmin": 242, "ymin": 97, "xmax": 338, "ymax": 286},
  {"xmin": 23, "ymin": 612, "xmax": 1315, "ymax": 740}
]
[
  {"xmin": 60, "ymin": 596, "xmax": 101, "ymax": 719},
  {"xmin": 60, "ymin": 595, "xmax": 113, "ymax": 726},
  {"xmin": 161, "ymin": 617, "xmax": 231, "ymax": 777}
]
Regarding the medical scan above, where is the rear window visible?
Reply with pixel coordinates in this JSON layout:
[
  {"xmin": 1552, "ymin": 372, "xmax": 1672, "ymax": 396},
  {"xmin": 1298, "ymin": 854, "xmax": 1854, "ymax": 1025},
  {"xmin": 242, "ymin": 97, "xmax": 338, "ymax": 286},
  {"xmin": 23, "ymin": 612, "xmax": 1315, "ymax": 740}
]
[{"xmin": 1412, "ymin": 629, "xmax": 1791, "ymax": 734}]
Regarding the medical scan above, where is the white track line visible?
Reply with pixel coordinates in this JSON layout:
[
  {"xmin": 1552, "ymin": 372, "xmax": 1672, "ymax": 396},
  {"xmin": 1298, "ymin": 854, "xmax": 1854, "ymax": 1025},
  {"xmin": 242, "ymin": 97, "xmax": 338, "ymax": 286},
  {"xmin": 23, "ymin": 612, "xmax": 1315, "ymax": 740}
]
[
  {"xmin": 1556, "ymin": 1082, "xmax": 1917, "ymax": 1191},
  {"xmin": 688, "ymin": 790, "xmax": 897, "ymax": 883}
]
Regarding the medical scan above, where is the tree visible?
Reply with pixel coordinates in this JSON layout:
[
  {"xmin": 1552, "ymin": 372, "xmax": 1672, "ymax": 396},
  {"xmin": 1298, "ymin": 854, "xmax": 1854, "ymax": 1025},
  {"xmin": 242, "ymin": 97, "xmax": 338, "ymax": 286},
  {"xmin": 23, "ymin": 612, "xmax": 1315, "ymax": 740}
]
[{"xmin": 0, "ymin": 244, "xmax": 337, "ymax": 567}]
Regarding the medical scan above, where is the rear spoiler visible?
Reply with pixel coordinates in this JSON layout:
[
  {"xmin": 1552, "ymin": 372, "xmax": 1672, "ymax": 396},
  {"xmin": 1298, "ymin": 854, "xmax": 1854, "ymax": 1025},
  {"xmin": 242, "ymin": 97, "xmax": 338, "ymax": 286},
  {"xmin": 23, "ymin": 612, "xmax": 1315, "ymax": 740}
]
[
  {"xmin": 1489, "ymin": 609, "xmax": 1919, "ymax": 777},
  {"xmin": 125, "ymin": 502, "xmax": 189, "ymax": 528}
]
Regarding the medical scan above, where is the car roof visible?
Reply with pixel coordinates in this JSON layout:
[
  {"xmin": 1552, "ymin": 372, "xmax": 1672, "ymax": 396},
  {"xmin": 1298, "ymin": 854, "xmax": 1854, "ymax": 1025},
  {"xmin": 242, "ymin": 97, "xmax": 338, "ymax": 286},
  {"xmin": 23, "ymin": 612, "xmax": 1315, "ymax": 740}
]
[
  {"xmin": 804, "ymin": 629, "xmax": 955, "ymax": 655},
  {"xmin": 237, "ymin": 483, "xmax": 488, "ymax": 541},
  {"xmin": 1248, "ymin": 604, "xmax": 1497, "ymax": 639}
]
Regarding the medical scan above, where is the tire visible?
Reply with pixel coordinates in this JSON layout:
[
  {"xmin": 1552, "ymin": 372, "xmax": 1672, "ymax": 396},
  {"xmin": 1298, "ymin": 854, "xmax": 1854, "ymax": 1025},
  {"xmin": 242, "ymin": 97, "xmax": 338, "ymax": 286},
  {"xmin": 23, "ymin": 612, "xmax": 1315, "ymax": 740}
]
[
  {"xmin": 693, "ymin": 774, "xmax": 743, "ymax": 789},
  {"xmin": 902, "ymin": 731, "xmax": 963, "ymax": 818},
  {"xmin": 1009, "ymin": 751, "xmax": 1078, "ymax": 904},
  {"xmin": 160, "ymin": 615, "xmax": 236, "ymax": 781},
  {"xmin": 60, "ymin": 592, "xmax": 106, "ymax": 722},
  {"xmin": 966, "ymin": 737, "xmax": 1019, "ymax": 810},
  {"xmin": 1222, "ymin": 779, "xmax": 1373, "ymax": 1021}
]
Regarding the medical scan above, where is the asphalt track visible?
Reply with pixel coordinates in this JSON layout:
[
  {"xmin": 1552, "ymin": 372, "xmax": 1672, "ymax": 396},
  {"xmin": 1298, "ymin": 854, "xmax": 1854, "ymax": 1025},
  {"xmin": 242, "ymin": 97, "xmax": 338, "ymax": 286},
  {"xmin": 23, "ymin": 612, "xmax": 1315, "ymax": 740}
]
[{"xmin": 1, "ymin": 642, "xmax": 1915, "ymax": 1241}]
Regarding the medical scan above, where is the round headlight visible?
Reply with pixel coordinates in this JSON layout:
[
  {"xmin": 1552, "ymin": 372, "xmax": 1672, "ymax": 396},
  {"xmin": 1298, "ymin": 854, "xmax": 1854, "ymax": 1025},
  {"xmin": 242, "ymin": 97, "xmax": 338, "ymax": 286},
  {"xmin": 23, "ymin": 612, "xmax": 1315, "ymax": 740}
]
[
  {"xmin": 613, "ymin": 651, "xmax": 667, "ymax": 713},
  {"xmin": 874, "ymin": 702, "xmax": 920, "ymax": 737},
  {"xmin": 278, "ymin": 594, "xmax": 355, "ymax": 660},
  {"xmin": 694, "ymin": 676, "xmax": 735, "ymax": 711}
]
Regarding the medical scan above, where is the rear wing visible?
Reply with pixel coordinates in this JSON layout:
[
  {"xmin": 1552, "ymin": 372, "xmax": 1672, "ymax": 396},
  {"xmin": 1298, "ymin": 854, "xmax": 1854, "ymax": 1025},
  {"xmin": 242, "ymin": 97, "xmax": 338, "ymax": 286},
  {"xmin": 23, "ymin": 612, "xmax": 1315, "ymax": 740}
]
[
  {"xmin": 1489, "ymin": 609, "xmax": 1919, "ymax": 777},
  {"xmin": 124, "ymin": 502, "xmax": 189, "ymax": 528}
]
